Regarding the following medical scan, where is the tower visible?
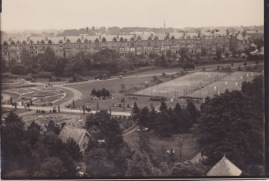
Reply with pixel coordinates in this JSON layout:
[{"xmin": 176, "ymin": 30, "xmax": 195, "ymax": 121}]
[{"xmin": 164, "ymin": 20, "xmax": 166, "ymax": 29}]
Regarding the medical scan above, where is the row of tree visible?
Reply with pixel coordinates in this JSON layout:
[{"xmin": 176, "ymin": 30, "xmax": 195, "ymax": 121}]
[
  {"xmin": 132, "ymin": 101, "xmax": 200, "ymax": 137},
  {"xmin": 91, "ymin": 88, "xmax": 110, "ymax": 97},
  {"xmin": 4, "ymin": 47, "xmax": 201, "ymax": 76}
]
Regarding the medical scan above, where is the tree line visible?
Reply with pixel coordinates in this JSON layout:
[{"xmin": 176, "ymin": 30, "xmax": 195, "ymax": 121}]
[
  {"xmin": 2, "ymin": 47, "xmax": 198, "ymax": 77},
  {"xmin": 132, "ymin": 101, "xmax": 200, "ymax": 137}
]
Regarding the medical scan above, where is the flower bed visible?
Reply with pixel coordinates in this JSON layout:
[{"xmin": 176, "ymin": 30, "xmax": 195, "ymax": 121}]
[{"xmin": 5, "ymin": 86, "xmax": 66, "ymax": 106}]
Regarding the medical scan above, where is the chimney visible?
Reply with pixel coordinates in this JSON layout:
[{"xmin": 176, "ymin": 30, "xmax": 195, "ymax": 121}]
[{"xmin": 64, "ymin": 36, "xmax": 66, "ymax": 41}]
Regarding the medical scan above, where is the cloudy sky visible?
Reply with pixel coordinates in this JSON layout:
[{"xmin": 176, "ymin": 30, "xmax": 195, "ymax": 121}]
[{"xmin": 1, "ymin": 0, "xmax": 264, "ymax": 30}]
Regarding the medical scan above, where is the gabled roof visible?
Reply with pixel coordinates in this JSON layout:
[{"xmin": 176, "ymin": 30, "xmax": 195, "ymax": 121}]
[
  {"xmin": 189, "ymin": 152, "xmax": 203, "ymax": 164},
  {"xmin": 58, "ymin": 125, "xmax": 91, "ymax": 151},
  {"xmin": 207, "ymin": 156, "xmax": 242, "ymax": 176}
]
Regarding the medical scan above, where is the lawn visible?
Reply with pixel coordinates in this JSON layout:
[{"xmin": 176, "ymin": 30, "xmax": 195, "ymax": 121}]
[
  {"xmin": 188, "ymin": 71, "xmax": 261, "ymax": 98},
  {"xmin": 66, "ymin": 75, "xmax": 178, "ymax": 111},
  {"xmin": 134, "ymin": 72, "xmax": 228, "ymax": 98},
  {"xmin": 123, "ymin": 131, "xmax": 199, "ymax": 163}
]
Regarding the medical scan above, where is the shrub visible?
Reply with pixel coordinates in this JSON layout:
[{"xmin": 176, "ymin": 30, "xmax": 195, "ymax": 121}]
[{"xmin": 38, "ymin": 72, "xmax": 52, "ymax": 78}]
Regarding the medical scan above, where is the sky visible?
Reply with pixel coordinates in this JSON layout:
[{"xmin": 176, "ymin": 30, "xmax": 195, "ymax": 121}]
[{"xmin": 1, "ymin": 0, "xmax": 264, "ymax": 31}]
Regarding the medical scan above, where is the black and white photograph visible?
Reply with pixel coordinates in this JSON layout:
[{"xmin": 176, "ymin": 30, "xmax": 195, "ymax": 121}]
[{"xmin": 0, "ymin": 0, "xmax": 267, "ymax": 179}]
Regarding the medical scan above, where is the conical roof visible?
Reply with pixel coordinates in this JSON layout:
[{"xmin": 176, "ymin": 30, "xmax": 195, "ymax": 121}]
[{"xmin": 207, "ymin": 156, "xmax": 242, "ymax": 176}]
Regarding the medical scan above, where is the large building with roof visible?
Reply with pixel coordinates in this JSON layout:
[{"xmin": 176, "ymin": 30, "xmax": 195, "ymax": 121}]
[{"xmin": 1, "ymin": 29, "xmax": 262, "ymax": 63}]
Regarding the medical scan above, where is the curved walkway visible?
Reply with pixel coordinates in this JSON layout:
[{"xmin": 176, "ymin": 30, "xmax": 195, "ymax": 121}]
[{"xmin": 54, "ymin": 85, "xmax": 83, "ymax": 108}]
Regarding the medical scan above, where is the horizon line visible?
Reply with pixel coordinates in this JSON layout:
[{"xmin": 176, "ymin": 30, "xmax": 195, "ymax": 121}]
[{"xmin": 2, "ymin": 24, "xmax": 264, "ymax": 32}]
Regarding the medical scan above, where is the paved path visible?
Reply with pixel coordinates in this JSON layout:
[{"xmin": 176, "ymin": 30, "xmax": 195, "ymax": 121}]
[
  {"xmin": 54, "ymin": 85, "xmax": 83, "ymax": 108},
  {"xmin": 2, "ymin": 104, "xmax": 131, "ymax": 117}
]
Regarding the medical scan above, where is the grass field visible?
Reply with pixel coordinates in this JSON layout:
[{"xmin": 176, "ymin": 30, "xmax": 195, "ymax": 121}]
[
  {"xmin": 188, "ymin": 71, "xmax": 261, "ymax": 98},
  {"xmin": 134, "ymin": 72, "xmax": 228, "ymax": 98},
  {"xmin": 123, "ymin": 131, "xmax": 199, "ymax": 162},
  {"xmin": 66, "ymin": 75, "xmax": 176, "ymax": 111}
]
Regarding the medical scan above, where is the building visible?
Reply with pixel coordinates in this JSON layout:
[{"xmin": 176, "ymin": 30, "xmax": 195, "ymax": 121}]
[
  {"xmin": 58, "ymin": 125, "xmax": 91, "ymax": 153},
  {"xmin": 0, "ymin": 31, "xmax": 245, "ymax": 63},
  {"xmin": 207, "ymin": 155, "xmax": 242, "ymax": 176}
]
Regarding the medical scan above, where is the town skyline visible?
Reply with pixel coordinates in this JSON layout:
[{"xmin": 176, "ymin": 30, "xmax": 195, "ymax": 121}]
[{"xmin": 2, "ymin": 0, "xmax": 264, "ymax": 31}]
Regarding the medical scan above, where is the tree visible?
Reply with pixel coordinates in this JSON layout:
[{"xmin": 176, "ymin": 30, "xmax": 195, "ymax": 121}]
[
  {"xmin": 197, "ymin": 77, "xmax": 264, "ymax": 172},
  {"xmin": 4, "ymin": 111, "xmax": 22, "ymax": 124},
  {"xmin": 91, "ymin": 88, "xmax": 97, "ymax": 96},
  {"xmin": 148, "ymin": 51, "xmax": 159, "ymax": 60},
  {"xmin": 34, "ymin": 157, "xmax": 67, "ymax": 177},
  {"xmin": 154, "ymin": 112, "xmax": 172, "ymax": 137},
  {"xmin": 127, "ymin": 150, "xmax": 161, "ymax": 177},
  {"xmin": 179, "ymin": 47, "xmax": 190, "ymax": 61},
  {"xmin": 26, "ymin": 121, "xmax": 42, "ymax": 147},
  {"xmin": 216, "ymin": 48, "xmax": 222, "ymax": 61},
  {"xmin": 159, "ymin": 101, "xmax": 167, "ymax": 112},
  {"xmin": 159, "ymin": 55, "xmax": 167, "ymax": 67},
  {"xmin": 101, "ymin": 118, "xmax": 124, "ymax": 149},
  {"xmin": 54, "ymin": 58, "xmax": 66, "ymax": 76},
  {"xmin": 65, "ymin": 138, "xmax": 82, "ymax": 161},
  {"xmin": 37, "ymin": 47, "xmax": 57, "ymax": 72},
  {"xmin": 138, "ymin": 107, "xmax": 149, "ymax": 127},
  {"xmin": 148, "ymin": 106, "xmax": 157, "ymax": 129},
  {"xmin": 131, "ymin": 102, "xmax": 140, "ymax": 122},
  {"xmin": 20, "ymin": 48, "xmax": 34, "ymax": 71},
  {"xmin": 173, "ymin": 103, "xmax": 182, "ymax": 115},
  {"xmin": 171, "ymin": 162, "xmax": 207, "ymax": 176},
  {"xmin": 185, "ymin": 101, "xmax": 199, "ymax": 124}
]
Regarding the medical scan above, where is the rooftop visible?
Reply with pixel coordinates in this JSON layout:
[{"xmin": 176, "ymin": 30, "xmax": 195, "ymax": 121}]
[
  {"xmin": 207, "ymin": 156, "xmax": 242, "ymax": 176},
  {"xmin": 58, "ymin": 125, "xmax": 91, "ymax": 151}
]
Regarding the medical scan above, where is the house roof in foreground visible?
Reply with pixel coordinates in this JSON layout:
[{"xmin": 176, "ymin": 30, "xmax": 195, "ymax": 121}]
[{"xmin": 207, "ymin": 156, "xmax": 242, "ymax": 176}]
